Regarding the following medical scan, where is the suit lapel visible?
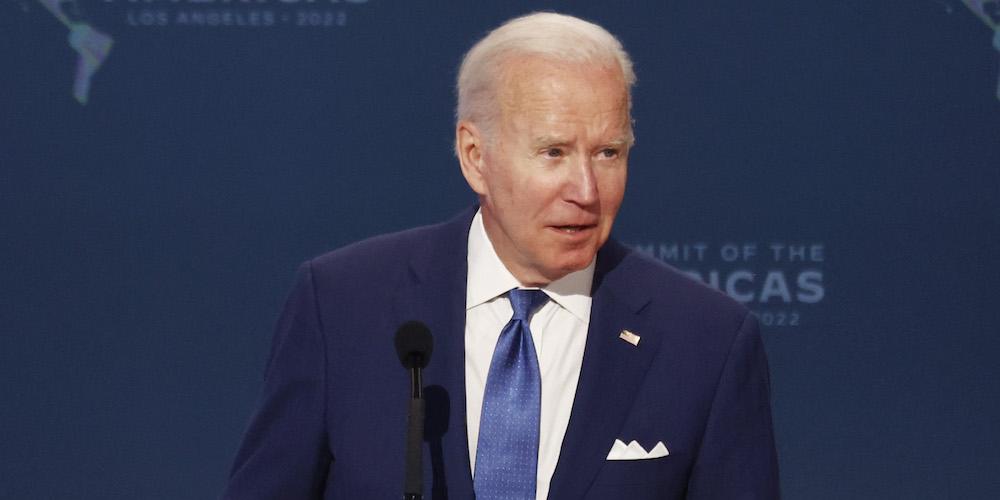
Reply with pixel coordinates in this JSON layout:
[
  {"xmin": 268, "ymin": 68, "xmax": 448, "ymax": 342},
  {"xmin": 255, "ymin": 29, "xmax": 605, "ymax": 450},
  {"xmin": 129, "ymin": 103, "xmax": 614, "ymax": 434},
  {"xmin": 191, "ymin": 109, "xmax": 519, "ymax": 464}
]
[
  {"xmin": 547, "ymin": 242, "xmax": 662, "ymax": 500},
  {"xmin": 391, "ymin": 208, "xmax": 477, "ymax": 499}
]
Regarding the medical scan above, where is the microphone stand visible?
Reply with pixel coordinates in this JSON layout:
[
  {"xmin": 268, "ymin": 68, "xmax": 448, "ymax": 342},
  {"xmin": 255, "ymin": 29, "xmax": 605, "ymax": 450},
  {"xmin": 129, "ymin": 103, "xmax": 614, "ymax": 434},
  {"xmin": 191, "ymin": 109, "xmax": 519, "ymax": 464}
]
[{"xmin": 403, "ymin": 354, "xmax": 425, "ymax": 500}]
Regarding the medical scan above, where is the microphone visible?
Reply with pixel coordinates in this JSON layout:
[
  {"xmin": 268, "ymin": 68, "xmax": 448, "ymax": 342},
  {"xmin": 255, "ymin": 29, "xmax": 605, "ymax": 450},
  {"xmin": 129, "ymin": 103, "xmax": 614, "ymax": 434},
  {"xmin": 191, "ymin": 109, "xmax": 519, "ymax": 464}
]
[{"xmin": 395, "ymin": 321, "xmax": 433, "ymax": 500}]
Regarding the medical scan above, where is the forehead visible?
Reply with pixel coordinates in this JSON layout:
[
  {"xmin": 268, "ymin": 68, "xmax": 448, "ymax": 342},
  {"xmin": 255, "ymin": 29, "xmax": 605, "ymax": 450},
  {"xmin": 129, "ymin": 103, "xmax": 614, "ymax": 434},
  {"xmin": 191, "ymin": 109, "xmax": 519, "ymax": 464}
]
[{"xmin": 496, "ymin": 55, "xmax": 630, "ymax": 135}]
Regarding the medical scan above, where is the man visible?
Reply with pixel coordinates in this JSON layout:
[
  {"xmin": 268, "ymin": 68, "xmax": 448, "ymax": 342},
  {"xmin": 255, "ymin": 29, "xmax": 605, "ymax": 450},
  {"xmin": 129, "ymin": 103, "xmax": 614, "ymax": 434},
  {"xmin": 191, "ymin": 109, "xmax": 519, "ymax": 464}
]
[{"xmin": 225, "ymin": 12, "xmax": 779, "ymax": 500}]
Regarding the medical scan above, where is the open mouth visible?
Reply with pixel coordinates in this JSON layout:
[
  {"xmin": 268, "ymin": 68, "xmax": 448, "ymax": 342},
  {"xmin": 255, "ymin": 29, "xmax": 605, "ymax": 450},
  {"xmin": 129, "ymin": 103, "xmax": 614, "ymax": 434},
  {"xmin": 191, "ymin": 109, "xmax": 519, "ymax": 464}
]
[{"xmin": 553, "ymin": 225, "xmax": 595, "ymax": 233}]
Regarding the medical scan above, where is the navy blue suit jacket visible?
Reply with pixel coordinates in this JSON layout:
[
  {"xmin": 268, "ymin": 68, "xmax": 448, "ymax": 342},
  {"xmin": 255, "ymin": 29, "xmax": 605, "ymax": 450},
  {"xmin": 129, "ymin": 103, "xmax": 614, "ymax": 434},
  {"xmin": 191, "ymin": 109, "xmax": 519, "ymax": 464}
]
[{"xmin": 224, "ymin": 207, "xmax": 779, "ymax": 499}]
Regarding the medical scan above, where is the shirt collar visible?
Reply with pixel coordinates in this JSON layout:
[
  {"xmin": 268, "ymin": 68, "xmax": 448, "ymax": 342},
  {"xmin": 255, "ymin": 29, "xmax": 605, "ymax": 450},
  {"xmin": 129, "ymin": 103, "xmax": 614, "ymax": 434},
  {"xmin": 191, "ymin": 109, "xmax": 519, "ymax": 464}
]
[{"xmin": 466, "ymin": 209, "xmax": 594, "ymax": 322}]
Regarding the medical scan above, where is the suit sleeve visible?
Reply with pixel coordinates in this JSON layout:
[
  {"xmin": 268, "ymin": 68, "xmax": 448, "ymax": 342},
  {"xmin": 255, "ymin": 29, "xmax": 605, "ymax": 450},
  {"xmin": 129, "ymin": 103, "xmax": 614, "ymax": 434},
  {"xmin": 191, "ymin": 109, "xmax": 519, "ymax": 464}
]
[
  {"xmin": 223, "ymin": 261, "xmax": 332, "ymax": 499},
  {"xmin": 686, "ymin": 312, "xmax": 780, "ymax": 500}
]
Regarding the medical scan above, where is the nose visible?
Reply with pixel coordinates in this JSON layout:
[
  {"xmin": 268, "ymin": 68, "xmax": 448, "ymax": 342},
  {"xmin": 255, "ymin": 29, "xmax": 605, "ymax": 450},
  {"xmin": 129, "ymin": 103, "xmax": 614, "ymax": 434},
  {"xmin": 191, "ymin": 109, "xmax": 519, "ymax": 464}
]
[{"xmin": 564, "ymin": 156, "xmax": 599, "ymax": 207}]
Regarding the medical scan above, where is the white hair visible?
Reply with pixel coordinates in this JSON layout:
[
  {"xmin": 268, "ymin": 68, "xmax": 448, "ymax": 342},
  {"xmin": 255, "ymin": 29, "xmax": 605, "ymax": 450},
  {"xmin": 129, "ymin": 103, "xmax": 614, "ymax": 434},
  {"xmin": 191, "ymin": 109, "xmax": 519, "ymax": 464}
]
[{"xmin": 456, "ymin": 12, "xmax": 636, "ymax": 139}]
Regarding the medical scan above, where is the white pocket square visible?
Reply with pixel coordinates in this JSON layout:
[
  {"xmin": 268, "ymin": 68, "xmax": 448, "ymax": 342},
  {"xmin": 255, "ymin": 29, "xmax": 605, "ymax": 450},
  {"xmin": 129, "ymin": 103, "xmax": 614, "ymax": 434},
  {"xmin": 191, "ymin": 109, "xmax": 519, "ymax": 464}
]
[{"xmin": 606, "ymin": 439, "xmax": 670, "ymax": 460}]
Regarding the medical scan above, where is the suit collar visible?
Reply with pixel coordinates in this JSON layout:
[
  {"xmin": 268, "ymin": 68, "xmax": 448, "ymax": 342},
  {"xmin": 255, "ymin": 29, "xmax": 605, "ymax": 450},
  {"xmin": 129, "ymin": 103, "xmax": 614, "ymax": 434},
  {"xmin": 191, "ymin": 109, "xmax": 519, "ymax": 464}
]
[
  {"xmin": 590, "ymin": 239, "xmax": 653, "ymax": 315},
  {"xmin": 404, "ymin": 206, "xmax": 477, "ymax": 287}
]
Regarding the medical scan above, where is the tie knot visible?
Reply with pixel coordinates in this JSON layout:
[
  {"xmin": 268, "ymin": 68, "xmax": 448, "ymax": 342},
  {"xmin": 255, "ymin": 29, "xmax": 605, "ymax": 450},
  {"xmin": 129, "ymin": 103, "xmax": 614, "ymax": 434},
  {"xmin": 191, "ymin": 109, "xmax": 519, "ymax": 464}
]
[{"xmin": 508, "ymin": 288, "xmax": 548, "ymax": 321}]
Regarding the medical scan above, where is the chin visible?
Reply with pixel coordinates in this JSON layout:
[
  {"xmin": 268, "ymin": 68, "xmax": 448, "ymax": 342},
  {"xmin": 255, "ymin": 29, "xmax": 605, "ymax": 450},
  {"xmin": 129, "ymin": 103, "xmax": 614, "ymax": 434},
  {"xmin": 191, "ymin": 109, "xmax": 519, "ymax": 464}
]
[{"xmin": 549, "ymin": 254, "xmax": 596, "ymax": 277}]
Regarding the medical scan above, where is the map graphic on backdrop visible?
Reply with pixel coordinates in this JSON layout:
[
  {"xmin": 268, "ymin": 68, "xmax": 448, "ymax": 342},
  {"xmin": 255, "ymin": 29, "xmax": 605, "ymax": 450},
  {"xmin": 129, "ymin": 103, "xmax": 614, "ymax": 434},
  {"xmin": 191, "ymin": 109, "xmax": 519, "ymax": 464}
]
[
  {"xmin": 959, "ymin": 0, "xmax": 1000, "ymax": 99},
  {"xmin": 14, "ymin": 0, "xmax": 1000, "ymax": 106},
  {"xmin": 15, "ymin": 0, "xmax": 371, "ymax": 104},
  {"xmin": 31, "ymin": 0, "xmax": 112, "ymax": 104}
]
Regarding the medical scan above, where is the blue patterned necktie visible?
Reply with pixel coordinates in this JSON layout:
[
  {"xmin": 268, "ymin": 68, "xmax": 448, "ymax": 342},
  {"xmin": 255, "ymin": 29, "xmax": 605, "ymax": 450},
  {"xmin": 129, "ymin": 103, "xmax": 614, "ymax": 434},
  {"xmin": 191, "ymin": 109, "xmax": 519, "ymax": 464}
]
[{"xmin": 474, "ymin": 288, "xmax": 549, "ymax": 500}]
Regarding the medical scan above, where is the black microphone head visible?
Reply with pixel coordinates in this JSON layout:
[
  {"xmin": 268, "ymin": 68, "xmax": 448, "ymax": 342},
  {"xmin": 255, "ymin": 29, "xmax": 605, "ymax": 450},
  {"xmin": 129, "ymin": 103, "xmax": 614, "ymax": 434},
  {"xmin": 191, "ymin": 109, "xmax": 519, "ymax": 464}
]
[{"xmin": 395, "ymin": 321, "xmax": 433, "ymax": 369}]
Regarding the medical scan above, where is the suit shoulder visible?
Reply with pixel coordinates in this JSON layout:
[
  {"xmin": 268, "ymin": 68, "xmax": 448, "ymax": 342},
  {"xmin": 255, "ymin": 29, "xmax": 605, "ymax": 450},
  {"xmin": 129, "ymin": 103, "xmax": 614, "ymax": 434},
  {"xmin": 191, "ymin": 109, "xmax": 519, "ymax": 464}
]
[
  {"xmin": 634, "ymin": 248, "xmax": 745, "ymax": 310},
  {"xmin": 305, "ymin": 218, "xmax": 453, "ymax": 283},
  {"xmin": 607, "ymin": 241, "xmax": 751, "ymax": 331}
]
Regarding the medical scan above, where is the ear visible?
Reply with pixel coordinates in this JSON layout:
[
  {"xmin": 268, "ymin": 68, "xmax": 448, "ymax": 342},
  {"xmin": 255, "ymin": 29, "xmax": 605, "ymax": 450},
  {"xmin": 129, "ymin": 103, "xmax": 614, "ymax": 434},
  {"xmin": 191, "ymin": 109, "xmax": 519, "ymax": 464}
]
[{"xmin": 456, "ymin": 120, "xmax": 488, "ymax": 196}]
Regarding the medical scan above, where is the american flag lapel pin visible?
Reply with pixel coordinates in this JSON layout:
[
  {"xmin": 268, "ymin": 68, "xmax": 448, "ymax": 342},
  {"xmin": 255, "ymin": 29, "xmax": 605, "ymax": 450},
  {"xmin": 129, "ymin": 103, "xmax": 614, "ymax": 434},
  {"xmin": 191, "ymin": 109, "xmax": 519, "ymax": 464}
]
[{"xmin": 619, "ymin": 329, "xmax": 640, "ymax": 346}]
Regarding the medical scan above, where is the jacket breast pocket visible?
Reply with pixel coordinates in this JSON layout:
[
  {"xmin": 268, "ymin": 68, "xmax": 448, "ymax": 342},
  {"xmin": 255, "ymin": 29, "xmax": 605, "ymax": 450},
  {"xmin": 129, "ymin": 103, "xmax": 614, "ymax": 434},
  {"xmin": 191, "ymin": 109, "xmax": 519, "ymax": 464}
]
[{"xmin": 587, "ymin": 454, "xmax": 690, "ymax": 500}]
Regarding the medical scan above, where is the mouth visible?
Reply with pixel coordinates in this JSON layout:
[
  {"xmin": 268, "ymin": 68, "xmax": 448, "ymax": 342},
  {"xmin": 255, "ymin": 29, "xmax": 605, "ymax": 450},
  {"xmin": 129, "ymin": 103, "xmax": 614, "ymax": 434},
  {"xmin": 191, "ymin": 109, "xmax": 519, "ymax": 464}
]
[{"xmin": 551, "ymin": 224, "xmax": 596, "ymax": 234}]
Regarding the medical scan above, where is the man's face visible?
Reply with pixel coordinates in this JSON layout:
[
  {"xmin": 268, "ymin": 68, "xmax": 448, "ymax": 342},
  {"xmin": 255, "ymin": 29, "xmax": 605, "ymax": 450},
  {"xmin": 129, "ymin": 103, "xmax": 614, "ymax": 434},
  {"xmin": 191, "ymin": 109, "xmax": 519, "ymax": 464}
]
[{"xmin": 461, "ymin": 56, "xmax": 631, "ymax": 286}]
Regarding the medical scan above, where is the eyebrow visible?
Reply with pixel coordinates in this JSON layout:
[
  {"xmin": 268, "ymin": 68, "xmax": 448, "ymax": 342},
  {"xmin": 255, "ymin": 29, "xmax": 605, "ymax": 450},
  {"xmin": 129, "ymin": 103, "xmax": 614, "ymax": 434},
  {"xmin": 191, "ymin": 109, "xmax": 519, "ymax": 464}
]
[
  {"xmin": 532, "ymin": 136, "xmax": 570, "ymax": 148},
  {"xmin": 531, "ymin": 136, "xmax": 631, "ymax": 148}
]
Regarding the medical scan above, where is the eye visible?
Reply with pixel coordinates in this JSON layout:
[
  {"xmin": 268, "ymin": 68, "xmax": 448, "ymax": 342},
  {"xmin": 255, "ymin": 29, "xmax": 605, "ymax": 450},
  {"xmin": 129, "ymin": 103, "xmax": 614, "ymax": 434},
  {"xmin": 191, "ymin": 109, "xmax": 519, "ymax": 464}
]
[
  {"xmin": 599, "ymin": 148, "xmax": 620, "ymax": 159},
  {"xmin": 543, "ymin": 148, "xmax": 564, "ymax": 159}
]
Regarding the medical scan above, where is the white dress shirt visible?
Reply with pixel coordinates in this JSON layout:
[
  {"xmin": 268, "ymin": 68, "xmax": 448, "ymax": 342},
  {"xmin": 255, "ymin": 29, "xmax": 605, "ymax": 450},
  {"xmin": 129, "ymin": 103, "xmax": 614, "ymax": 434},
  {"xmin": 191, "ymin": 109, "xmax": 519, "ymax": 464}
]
[{"xmin": 465, "ymin": 210, "xmax": 593, "ymax": 500}]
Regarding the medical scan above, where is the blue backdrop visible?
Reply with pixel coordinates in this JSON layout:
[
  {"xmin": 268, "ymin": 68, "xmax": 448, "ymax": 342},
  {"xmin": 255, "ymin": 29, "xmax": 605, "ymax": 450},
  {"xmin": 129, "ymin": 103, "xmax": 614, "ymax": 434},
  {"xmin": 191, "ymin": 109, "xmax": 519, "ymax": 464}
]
[{"xmin": 3, "ymin": 1, "xmax": 999, "ymax": 498}]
